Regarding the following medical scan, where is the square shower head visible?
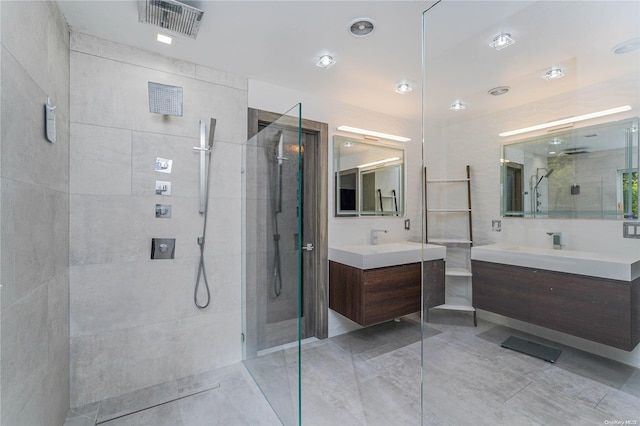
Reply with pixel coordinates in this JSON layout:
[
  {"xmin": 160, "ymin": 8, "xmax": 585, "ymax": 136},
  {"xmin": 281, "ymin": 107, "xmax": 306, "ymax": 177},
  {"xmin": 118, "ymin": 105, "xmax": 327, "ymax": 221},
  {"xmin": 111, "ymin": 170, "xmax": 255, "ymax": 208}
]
[
  {"xmin": 138, "ymin": 0, "xmax": 204, "ymax": 39},
  {"xmin": 148, "ymin": 82, "xmax": 183, "ymax": 116}
]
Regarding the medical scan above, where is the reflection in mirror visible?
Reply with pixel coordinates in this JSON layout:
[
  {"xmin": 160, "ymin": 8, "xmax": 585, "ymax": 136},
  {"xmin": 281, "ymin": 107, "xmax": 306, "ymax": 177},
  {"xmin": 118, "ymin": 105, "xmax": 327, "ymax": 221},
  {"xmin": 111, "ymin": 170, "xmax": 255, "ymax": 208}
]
[
  {"xmin": 334, "ymin": 136, "xmax": 405, "ymax": 217},
  {"xmin": 501, "ymin": 118, "xmax": 639, "ymax": 219}
]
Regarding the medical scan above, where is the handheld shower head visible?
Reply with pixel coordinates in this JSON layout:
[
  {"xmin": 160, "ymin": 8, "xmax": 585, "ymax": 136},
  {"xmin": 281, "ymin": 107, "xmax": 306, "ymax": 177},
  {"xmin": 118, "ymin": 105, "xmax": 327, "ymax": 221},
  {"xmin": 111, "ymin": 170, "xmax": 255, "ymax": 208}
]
[
  {"xmin": 275, "ymin": 131, "xmax": 285, "ymax": 165},
  {"xmin": 208, "ymin": 118, "xmax": 216, "ymax": 149},
  {"xmin": 545, "ymin": 168, "xmax": 554, "ymax": 178}
]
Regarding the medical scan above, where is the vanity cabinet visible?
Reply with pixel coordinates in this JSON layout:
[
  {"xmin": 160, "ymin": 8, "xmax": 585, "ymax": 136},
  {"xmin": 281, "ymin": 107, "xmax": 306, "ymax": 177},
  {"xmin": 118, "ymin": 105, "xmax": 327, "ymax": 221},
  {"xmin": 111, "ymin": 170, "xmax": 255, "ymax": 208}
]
[
  {"xmin": 473, "ymin": 260, "xmax": 640, "ymax": 351},
  {"xmin": 329, "ymin": 260, "xmax": 445, "ymax": 327}
]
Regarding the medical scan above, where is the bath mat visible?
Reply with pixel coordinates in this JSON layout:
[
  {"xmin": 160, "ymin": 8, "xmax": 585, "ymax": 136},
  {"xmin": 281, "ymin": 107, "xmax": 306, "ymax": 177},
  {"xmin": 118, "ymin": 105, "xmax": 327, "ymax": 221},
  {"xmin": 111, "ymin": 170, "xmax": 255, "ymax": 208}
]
[{"xmin": 501, "ymin": 335, "xmax": 562, "ymax": 363}]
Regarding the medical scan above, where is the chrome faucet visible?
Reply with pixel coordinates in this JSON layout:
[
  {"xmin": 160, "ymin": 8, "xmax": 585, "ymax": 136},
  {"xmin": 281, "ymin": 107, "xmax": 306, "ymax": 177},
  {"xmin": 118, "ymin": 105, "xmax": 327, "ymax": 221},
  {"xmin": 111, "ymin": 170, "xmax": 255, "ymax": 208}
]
[
  {"xmin": 546, "ymin": 232, "xmax": 563, "ymax": 250},
  {"xmin": 370, "ymin": 229, "xmax": 388, "ymax": 245}
]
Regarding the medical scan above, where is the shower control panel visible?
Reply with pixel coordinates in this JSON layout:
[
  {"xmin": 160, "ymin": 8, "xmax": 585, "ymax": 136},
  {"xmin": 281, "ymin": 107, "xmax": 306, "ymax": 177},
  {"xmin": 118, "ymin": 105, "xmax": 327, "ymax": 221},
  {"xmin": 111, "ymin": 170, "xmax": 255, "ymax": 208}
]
[
  {"xmin": 155, "ymin": 181, "xmax": 172, "ymax": 195},
  {"xmin": 155, "ymin": 157, "xmax": 173, "ymax": 173},
  {"xmin": 155, "ymin": 204, "xmax": 172, "ymax": 218},
  {"xmin": 151, "ymin": 238, "xmax": 175, "ymax": 259}
]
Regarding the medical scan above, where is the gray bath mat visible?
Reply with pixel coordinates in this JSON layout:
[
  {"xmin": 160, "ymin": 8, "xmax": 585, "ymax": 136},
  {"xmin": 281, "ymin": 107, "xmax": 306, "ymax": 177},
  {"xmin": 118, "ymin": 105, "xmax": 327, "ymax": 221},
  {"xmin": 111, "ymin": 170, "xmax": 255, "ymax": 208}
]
[{"xmin": 501, "ymin": 335, "xmax": 562, "ymax": 363}]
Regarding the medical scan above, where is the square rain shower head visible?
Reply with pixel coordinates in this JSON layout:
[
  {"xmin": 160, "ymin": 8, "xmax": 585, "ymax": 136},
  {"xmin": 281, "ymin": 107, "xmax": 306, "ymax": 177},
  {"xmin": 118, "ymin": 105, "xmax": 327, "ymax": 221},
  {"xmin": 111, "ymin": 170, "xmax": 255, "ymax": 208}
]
[
  {"xmin": 148, "ymin": 82, "xmax": 183, "ymax": 116},
  {"xmin": 138, "ymin": 0, "xmax": 204, "ymax": 39}
]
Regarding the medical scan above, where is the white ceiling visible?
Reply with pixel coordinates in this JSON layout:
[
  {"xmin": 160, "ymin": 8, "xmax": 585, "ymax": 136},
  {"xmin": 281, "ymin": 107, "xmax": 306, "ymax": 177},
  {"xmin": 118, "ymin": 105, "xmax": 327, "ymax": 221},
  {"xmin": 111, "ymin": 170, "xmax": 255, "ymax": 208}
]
[
  {"xmin": 56, "ymin": 1, "xmax": 640, "ymax": 126},
  {"xmin": 56, "ymin": 0, "xmax": 436, "ymax": 121}
]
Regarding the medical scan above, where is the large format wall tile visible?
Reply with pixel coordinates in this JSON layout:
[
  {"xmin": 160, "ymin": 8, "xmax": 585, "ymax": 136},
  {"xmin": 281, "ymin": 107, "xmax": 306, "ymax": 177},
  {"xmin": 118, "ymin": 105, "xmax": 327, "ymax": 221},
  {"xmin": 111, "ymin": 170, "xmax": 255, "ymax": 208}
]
[
  {"xmin": 70, "ymin": 310, "xmax": 241, "ymax": 407},
  {"xmin": 70, "ymin": 51, "xmax": 247, "ymax": 144},
  {"xmin": 70, "ymin": 123, "xmax": 132, "ymax": 196},
  {"xmin": 1, "ymin": 47, "xmax": 69, "ymax": 192}
]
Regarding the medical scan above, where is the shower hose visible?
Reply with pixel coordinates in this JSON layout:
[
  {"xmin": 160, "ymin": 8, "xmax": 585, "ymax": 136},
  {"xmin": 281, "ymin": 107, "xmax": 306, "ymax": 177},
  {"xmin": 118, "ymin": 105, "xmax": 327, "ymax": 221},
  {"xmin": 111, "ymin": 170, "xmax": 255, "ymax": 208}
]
[{"xmin": 194, "ymin": 144, "xmax": 213, "ymax": 309}]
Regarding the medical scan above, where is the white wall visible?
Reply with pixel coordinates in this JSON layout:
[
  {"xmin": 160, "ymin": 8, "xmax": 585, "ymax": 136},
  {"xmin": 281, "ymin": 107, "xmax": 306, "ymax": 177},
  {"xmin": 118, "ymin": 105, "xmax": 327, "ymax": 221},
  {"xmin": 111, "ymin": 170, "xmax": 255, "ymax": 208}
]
[
  {"xmin": 69, "ymin": 33, "xmax": 247, "ymax": 407},
  {"xmin": 1, "ymin": 1, "xmax": 71, "ymax": 424},
  {"xmin": 249, "ymin": 80, "xmax": 422, "ymax": 336}
]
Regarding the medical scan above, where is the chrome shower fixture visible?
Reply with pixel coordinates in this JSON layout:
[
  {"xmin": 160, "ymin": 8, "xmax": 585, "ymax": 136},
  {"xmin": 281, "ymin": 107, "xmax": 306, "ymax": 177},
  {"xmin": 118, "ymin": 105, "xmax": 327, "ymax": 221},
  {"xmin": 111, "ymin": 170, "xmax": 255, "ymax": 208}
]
[
  {"xmin": 148, "ymin": 82, "xmax": 183, "ymax": 116},
  {"xmin": 138, "ymin": 0, "xmax": 204, "ymax": 39}
]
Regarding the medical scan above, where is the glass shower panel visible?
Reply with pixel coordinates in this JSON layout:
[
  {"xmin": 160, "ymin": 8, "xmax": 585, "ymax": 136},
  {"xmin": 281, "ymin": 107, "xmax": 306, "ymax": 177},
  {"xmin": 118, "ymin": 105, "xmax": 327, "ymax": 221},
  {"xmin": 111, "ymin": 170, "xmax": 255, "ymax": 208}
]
[
  {"xmin": 423, "ymin": 1, "xmax": 639, "ymax": 424},
  {"xmin": 242, "ymin": 104, "xmax": 302, "ymax": 425}
]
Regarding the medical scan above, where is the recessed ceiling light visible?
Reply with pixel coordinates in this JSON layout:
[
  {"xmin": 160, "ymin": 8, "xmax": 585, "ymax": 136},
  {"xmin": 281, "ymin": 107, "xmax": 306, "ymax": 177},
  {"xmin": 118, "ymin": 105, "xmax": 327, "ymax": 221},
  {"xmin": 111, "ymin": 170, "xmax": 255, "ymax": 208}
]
[
  {"xmin": 449, "ymin": 101, "xmax": 466, "ymax": 111},
  {"xmin": 157, "ymin": 33, "xmax": 173, "ymax": 45},
  {"xmin": 395, "ymin": 83, "xmax": 413, "ymax": 94},
  {"xmin": 349, "ymin": 18, "xmax": 376, "ymax": 37},
  {"xmin": 316, "ymin": 55, "xmax": 336, "ymax": 69},
  {"xmin": 612, "ymin": 37, "xmax": 640, "ymax": 54},
  {"xmin": 488, "ymin": 86, "xmax": 510, "ymax": 96},
  {"xmin": 343, "ymin": 142, "xmax": 353, "ymax": 148},
  {"xmin": 489, "ymin": 33, "xmax": 515, "ymax": 50},
  {"xmin": 548, "ymin": 138, "xmax": 563, "ymax": 145},
  {"xmin": 543, "ymin": 67, "xmax": 564, "ymax": 80}
]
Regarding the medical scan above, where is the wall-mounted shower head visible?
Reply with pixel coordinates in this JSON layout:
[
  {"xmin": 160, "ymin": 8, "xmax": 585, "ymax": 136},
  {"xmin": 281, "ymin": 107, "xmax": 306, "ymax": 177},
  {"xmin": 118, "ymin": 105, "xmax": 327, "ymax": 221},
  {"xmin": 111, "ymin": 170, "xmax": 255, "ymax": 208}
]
[
  {"xmin": 148, "ymin": 82, "xmax": 183, "ymax": 116},
  {"xmin": 138, "ymin": 0, "xmax": 204, "ymax": 39}
]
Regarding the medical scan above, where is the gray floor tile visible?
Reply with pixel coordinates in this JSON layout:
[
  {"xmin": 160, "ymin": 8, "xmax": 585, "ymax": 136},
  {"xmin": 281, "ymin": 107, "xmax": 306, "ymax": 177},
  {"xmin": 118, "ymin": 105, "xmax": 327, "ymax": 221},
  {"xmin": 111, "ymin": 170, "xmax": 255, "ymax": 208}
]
[
  {"xmin": 100, "ymin": 401, "xmax": 183, "ymax": 426},
  {"xmin": 97, "ymin": 380, "xmax": 178, "ymax": 423},
  {"xmin": 621, "ymin": 369, "xmax": 640, "ymax": 398}
]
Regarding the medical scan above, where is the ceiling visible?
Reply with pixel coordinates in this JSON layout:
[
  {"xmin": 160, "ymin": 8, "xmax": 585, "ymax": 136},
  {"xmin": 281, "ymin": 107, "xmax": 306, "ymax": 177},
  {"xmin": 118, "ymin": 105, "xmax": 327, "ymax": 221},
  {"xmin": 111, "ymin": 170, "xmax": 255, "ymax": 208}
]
[
  {"xmin": 56, "ymin": 1, "xmax": 640, "ymax": 127},
  {"xmin": 56, "ymin": 0, "xmax": 437, "ymax": 122}
]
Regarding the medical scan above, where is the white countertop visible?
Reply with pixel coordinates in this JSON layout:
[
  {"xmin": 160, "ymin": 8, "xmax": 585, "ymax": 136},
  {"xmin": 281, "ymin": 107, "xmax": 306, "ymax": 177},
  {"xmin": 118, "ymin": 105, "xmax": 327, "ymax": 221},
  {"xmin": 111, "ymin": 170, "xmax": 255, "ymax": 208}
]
[
  {"xmin": 471, "ymin": 243, "xmax": 640, "ymax": 281},
  {"xmin": 329, "ymin": 242, "xmax": 446, "ymax": 270}
]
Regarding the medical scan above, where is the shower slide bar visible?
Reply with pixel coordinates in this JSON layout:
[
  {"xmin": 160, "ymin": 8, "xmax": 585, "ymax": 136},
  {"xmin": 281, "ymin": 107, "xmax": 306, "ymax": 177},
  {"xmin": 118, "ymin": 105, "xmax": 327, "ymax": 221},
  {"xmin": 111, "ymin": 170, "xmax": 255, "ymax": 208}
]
[{"xmin": 193, "ymin": 118, "xmax": 216, "ymax": 212}]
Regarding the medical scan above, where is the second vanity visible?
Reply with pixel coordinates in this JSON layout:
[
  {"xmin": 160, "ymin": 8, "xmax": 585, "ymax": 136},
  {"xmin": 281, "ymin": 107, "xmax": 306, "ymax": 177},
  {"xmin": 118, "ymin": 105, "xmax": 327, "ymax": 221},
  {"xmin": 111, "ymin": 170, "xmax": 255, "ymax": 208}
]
[
  {"xmin": 329, "ymin": 242, "xmax": 446, "ymax": 327},
  {"xmin": 471, "ymin": 244, "xmax": 640, "ymax": 351}
]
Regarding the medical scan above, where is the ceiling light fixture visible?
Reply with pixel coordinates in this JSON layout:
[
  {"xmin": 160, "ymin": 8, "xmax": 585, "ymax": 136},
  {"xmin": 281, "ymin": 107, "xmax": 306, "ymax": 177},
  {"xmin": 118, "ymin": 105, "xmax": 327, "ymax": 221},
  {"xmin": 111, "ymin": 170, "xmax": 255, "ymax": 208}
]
[
  {"xmin": 499, "ymin": 105, "xmax": 632, "ymax": 137},
  {"xmin": 488, "ymin": 86, "xmax": 510, "ymax": 96},
  {"xmin": 337, "ymin": 125, "xmax": 411, "ymax": 142},
  {"xmin": 358, "ymin": 157, "xmax": 400, "ymax": 169},
  {"xmin": 543, "ymin": 67, "xmax": 564, "ymax": 80},
  {"xmin": 343, "ymin": 142, "xmax": 353, "ymax": 148},
  {"xmin": 548, "ymin": 138, "xmax": 563, "ymax": 145},
  {"xmin": 612, "ymin": 37, "xmax": 640, "ymax": 54},
  {"xmin": 489, "ymin": 33, "xmax": 515, "ymax": 50},
  {"xmin": 316, "ymin": 55, "xmax": 336, "ymax": 69},
  {"xmin": 395, "ymin": 83, "xmax": 413, "ymax": 94},
  {"xmin": 157, "ymin": 33, "xmax": 173, "ymax": 45},
  {"xmin": 449, "ymin": 101, "xmax": 466, "ymax": 111}
]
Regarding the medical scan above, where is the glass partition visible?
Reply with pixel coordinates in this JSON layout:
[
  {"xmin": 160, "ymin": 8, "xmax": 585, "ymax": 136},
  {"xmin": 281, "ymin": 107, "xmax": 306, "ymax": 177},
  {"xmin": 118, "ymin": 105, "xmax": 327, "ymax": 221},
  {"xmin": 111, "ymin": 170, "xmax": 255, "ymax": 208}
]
[
  {"xmin": 242, "ymin": 104, "xmax": 301, "ymax": 425},
  {"xmin": 422, "ymin": 1, "xmax": 639, "ymax": 424}
]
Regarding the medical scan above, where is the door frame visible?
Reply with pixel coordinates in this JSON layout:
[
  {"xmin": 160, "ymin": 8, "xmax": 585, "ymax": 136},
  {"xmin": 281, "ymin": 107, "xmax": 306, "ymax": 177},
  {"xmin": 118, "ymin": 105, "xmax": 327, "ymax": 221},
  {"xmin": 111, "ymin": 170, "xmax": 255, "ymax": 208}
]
[{"xmin": 248, "ymin": 108, "xmax": 329, "ymax": 340}]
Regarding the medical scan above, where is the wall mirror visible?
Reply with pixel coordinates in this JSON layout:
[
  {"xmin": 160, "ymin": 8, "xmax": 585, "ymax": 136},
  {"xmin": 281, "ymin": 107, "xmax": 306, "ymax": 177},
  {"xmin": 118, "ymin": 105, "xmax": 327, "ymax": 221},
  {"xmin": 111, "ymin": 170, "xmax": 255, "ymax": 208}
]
[
  {"xmin": 333, "ymin": 136, "xmax": 405, "ymax": 217},
  {"xmin": 501, "ymin": 117, "xmax": 639, "ymax": 219}
]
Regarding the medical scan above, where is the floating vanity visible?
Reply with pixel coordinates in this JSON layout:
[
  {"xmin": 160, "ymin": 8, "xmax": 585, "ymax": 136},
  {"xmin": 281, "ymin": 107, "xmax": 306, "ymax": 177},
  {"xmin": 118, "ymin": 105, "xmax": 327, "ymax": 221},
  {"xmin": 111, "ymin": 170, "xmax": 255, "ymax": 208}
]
[
  {"xmin": 471, "ymin": 243, "xmax": 640, "ymax": 351},
  {"xmin": 329, "ymin": 242, "xmax": 446, "ymax": 327}
]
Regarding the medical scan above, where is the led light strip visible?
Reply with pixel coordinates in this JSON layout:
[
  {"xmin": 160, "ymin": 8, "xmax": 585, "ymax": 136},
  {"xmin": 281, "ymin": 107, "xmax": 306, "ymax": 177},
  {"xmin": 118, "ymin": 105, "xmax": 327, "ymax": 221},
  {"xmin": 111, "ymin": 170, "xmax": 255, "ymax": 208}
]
[
  {"xmin": 499, "ymin": 105, "xmax": 632, "ymax": 137},
  {"xmin": 337, "ymin": 125, "xmax": 411, "ymax": 142},
  {"xmin": 357, "ymin": 157, "xmax": 401, "ymax": 169}
]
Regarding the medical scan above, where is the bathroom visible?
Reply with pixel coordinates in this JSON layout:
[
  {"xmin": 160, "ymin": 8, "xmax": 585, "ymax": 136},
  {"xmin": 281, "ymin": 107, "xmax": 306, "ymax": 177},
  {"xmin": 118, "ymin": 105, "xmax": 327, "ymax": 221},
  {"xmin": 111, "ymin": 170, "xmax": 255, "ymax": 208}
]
[{"xmin": 2, "ymin": 1, "xmax": 640, "ymax": 425}]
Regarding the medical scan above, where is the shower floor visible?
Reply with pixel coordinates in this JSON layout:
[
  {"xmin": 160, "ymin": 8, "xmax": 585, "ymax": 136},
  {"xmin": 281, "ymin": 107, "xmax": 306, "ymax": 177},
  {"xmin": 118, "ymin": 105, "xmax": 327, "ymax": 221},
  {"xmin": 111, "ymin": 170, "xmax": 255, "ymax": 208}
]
[{"xmin": 65, "ymin": 312, "xmax": 640, "ymax": 425}]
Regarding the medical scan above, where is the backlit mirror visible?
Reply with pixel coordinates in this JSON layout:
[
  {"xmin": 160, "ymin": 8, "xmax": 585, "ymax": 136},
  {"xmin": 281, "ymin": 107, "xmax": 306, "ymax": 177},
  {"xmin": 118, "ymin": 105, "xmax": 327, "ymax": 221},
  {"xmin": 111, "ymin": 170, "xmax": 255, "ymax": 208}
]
[
  {"xmin": 501, "ymin": 117, "xmax": 639, "ymax": 219},
  {"xmin": 334, "ymin": 136, "xmax": 405, "ymax": 217}
]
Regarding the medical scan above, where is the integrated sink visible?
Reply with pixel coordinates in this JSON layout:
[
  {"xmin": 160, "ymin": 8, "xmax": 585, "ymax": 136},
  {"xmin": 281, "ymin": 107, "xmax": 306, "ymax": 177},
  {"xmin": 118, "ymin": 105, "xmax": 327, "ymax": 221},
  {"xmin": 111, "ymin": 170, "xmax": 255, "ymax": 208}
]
[
  {"xmin": 471, "ymin": 243, "xmax": 640, "ymax": 281},
  {"xmin": 329, "ymin": 242, "xmax": 445, "ymax": 269}
]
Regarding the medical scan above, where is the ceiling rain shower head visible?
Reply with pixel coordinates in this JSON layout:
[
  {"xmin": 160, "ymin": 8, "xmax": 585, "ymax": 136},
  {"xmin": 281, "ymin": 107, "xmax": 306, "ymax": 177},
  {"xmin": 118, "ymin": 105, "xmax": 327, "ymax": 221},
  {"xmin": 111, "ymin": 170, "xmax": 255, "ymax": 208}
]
[{"xmin": 138, "ymin": 0, "xmax": 204, "ymax": 39}]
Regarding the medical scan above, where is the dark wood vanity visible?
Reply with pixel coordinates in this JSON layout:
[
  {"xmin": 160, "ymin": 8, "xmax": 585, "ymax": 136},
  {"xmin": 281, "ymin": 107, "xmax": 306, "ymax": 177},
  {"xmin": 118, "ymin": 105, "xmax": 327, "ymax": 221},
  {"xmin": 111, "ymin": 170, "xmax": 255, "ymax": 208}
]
[
  {"xmin": 329, "ymin": 260, "xmax": 445, "ymax": 327},
  {"xmin": 473, "ymin": 260, "xmax": 640, "ymax": 351}
]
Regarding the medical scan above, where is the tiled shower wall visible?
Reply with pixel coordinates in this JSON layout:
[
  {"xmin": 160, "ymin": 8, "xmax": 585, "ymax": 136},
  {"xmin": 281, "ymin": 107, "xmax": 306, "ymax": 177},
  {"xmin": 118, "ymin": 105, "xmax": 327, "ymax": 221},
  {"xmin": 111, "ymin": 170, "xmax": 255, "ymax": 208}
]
[
  {"xmin": 1, "ymin": 1, "xmax": 70, "ymax": 425},
  {"xmin": 69, "ymin": 33, "xmax": 247, "ymax": 407}
]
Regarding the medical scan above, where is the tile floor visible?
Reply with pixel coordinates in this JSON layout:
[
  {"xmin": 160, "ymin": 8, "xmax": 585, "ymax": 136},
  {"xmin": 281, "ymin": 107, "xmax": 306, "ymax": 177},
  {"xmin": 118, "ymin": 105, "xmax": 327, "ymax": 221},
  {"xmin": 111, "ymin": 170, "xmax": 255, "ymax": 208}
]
[{"xmin": 64, "ymin": 312, "xmax": 640, "ymax": 425}]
